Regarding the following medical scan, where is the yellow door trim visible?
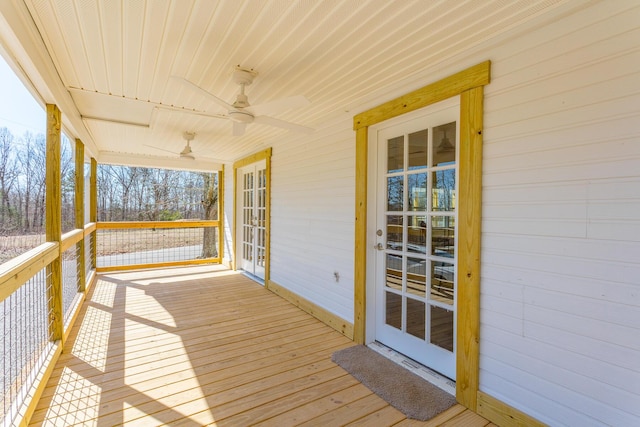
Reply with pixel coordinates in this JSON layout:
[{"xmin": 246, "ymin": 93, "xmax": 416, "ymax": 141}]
[
  {"xmin": 352, "ymin": 61, "xmax": 490, "ymax": 411},
  {"xmin": 232, "ymin": 148, "xmax": 272, "ymax": 283}
]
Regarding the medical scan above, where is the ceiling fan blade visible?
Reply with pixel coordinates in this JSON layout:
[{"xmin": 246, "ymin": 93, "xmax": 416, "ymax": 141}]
[
  {"xmin": 143, "ymin": 144, "xmax": 178, "ymax": 155},
  {"xmin": 233, "ymin": 122, "xmax": 247, "ymax": 136},
  {"xmin": 172, "ymin": 76, "xmax": 235, "ymax": 111},
  {"xmin": 254, "ymin": 115, "xmax": 314, "ymax": 134},
  {"xmin": 246, "ymin": 95, "xmax": 310, "ymax": 117}
]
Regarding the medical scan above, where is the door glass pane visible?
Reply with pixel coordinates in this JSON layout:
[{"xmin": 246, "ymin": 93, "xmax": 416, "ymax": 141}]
[
  {"xmin": 407, "ymin": 215, "xmax": 426, "ymax": 254},
  {"xmin": 387, "ymin": 176, "xmax": 404, "ymax": 211},
  {"xmin": 432, "ymin": 170, "xmax": 455, "ymax": 211},
  {"xmin": 432, "ymin": 121, "xmax": 456, "ymax": 166},
  {"xmin": 406, "ymin": 257, "xmax": 426, "ymax": 297},
  {"xmin": 386, "ymin": 215, "xmax": 403, "ymax": 250},
  {"xmin": 431, "ymin": 260, "xmax": 454, "ymax": 305},
  {"xmin": 385, "ymin": 292, "xmax": 402, "ymax": 330},
  {"xmin": 431, "ymin": 216, "xmax": 455, "ymax": 257},
  {"xmin": 385, "ymin": 254, "xmax": 402, "ymax": 291},
  {"xmin": 407, "ymin": 298, "xmax": 425, "ymax": 339},
  {"xmin": 408, "ymin": 172, "xmax": 427, "ymax": 211},
  {"xmin": 408, "ymin": 129, "xmax": 428, "ymax": 170},
  {"xmin": 430, "ymin": 305, "xmax": 454, "ymax": 352},
  {"xmin": 387, "ymin": 136, "xmax": 404, "ymax": 172}
]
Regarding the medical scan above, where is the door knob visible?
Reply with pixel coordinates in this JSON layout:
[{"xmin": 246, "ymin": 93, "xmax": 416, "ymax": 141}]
[{"xmin": 375, "ymin": 243, "xmax": 384, "ymax": 251}]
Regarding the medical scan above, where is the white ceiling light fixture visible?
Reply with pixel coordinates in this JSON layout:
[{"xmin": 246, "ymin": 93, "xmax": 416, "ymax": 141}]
[
  {"xmin": 144, "ymin": 131, "xmax": 223, "ymax": 162},
  {"xmin": 173, "ymin": 67, "xmax": 314, "ymax": 136},
  {"xmin": 178, "ymin": 131, "xmax": 196, "ymax": 159}
]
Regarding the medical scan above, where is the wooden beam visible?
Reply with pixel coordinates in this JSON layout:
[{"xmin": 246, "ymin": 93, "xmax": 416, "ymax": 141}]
[
  {"xmin": 353, "ymin": 61, "xmax": 490, "ymax": 130},
  {"xmin": 232, "ymin": 148, "xmax": 272, "ymax": 170},
  {"xmin": 75, "ymin": 139, "xmax": 86, "ymax": 292},
  {"xmin": 0, "ymin": 242, "xmax": 58, "ymax": 303},
  {"xmin": 353, "ymin": 126, "xmax": 368, "ymax": 344},
  {"xmin": 45, "ymin": 103, "xmax": 63, "ymax": 343},
  {"xmin": 83, "ymin": 222, "xmax": 97, "ymax": 235},
  {"xmin": 456, "ymin": 85, "xmax": 484, "ymax": 410},
  {"xmin": 218, "ymin": 166, "xmax": 225, "ymax": 262},
  {"xmin": 60, "ymin": 229, "xmax": 84, "ymax": 253},
  {"xmin": 96, "ymin": 258, "xmax": 219, "ymax": 273},
  {"xmin": 96, "ymin": 220, "xmax": 218, "ymax": 229},
  {"xmin": 232, "ymin": 164, "xmax": 238, "ymax": 271},
  {"xmin": 477, "ymin": 391, "xmax": 547, "ymax": 427},
  {"xmin": 268, "ymin": 279, "xmax": 354, "ymax": 339},
  {"xmin": 264, "ymin": 150, "xmax": 272, "ymax": 286},
  {"xmin": 90, "ymin": 158, "xmax": 97, "ymax": 269}
]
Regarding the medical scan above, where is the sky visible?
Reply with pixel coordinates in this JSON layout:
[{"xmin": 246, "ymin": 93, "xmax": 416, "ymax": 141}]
[{"xmin": 0, "ymin": 54, "xmax": 46, "ymax": 137}]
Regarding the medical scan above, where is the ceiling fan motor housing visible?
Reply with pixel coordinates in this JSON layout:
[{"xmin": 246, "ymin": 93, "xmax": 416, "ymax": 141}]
[
  {"xmin": 228, "ymin": 109, "xmax": 254, "ymax": 123},
  {"xmin": 233, "ymin": 93, "xmax": 250, "ymax": 108}
]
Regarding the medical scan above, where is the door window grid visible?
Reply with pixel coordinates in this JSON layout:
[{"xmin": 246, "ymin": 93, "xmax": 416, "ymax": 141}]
[
  {"xmin": 384, "ymin": 121, "xmax": 457, "ymax": 351},
  {"xmin": 242, "ymin": 172, "xmax": 254, "ymax": 262},
  {"xmin": 256, "ymin": 168, "xmax": 267, "ymax": 269}
]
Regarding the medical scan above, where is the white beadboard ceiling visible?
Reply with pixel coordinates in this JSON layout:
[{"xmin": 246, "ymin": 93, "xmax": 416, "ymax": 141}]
[{"xmin": 20, "ymin": 0, "xmax": 566, "ymax": 170}]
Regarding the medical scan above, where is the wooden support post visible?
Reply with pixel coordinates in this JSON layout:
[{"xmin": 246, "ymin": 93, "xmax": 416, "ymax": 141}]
[
  {"xmin": 218, "ymin": 166, "xmax": 224, "ymax": 262},
  {"xmin": 264, "ymin": 153, "xmax": 271, "ymax": 287},
  {"xmin": 45, "ymin": 104, "xmax": 63, "ymax": 343},
  {"xmin": 456, "ymin": 85, "xmax": 484, "ymax": 411},
  {"xmin": 75, "ymin": 139, "xmax": 86, "ymax": 292},
  {"xmin": 90, "ymin": 158, "xmax": 97, "ymax": 269},
  {"xmin": 353, "ymin": 126, "xmax": 368, "ymax": 344}
]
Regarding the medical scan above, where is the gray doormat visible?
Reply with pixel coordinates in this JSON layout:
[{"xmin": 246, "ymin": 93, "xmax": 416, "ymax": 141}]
[{"xmin": 331, "ymin": 345, "xmax": 457, "ymax": 421}]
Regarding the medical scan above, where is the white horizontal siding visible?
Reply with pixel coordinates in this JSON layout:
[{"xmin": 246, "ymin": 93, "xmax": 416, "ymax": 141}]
[
  {"xmin": 235, "ymin": 1, "xmax": 640, "ymax": 425},
  {"xmin": 269, "ymin": 119, "xmax": 355, "ymax": 322},
  {"xmin": 476, "ymin": 1, "xmax": 640, "ymax": 425}
]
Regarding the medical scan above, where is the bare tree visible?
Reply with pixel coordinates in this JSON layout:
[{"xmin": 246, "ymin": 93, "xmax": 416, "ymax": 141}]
[
  {"xmin": 16, "ymin": 132, "xmax": 47, "ymax": 233},
  {"xmin": 201, "ymin": 172, "xmax": 218, "ymax": 258},
  {"xmin": 0, "ymin": 128, "xmax": 18, "ymax": 229}
]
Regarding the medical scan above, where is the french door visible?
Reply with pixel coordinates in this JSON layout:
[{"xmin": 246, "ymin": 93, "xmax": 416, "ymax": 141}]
[
  {"xmin": 237, "ymin": 160, "xmax": 267, "ymax": 280},
  {"xmin": 372, "ymin": 99, "xmax": 459, "ymax": 380}
]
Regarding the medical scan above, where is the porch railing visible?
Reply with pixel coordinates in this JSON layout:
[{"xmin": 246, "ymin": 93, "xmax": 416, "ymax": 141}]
[
  {"xmin": 95, "ymin": 220, "xmax": 220, "ymax": 272},
  {"xmin": 0, "ymin": 219, "xmax": 220, "ymax": 426}
]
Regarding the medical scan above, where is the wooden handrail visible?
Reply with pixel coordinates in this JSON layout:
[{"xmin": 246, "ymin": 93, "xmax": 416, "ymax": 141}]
[
  {"xmin": 84, "ymin": 222, "xmax": 97, "ymax": 236},
  {"xmin": 0, "ymin": 242, "xmax": 59, "ymax": 303},
  {"xmin": 61, "ymin": 229, "xmax": 84, "ymax": 253},
  {"xmin": 97, "ymin": 220, "xmax": 218, "ymax": 230}
]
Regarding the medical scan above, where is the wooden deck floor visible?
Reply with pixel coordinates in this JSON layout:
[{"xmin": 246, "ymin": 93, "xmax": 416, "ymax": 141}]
[{"xmin": 30, "ymin": 265, "xmax": 492, "ymax": 426}]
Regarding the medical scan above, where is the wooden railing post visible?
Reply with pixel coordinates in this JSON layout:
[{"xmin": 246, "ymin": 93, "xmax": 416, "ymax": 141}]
[
  {"xmin": 45, "ymin": 104, "xmax": 63, "ymax": 343},
  {"xmin": 75, "ymin": 139, "xmax": 85, "ymax": 292},
  {"xmin": 90, "ymin": 158, "xmax": 97, "ymax": 269},
  {"xmin": 218, "ymin": 167, "xmax": 224, "ymax": 262}
]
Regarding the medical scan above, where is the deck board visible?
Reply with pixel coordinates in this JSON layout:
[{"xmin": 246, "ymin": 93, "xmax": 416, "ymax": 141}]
[{"xmin": 29, "ymin": 265, "xmax": 489, "ymax": 426}]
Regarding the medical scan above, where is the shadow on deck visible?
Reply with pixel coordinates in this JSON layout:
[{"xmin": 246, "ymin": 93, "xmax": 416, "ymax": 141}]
[{"xmin": 29, "ymin": 265, "xmax": 489, "ymax": 426}]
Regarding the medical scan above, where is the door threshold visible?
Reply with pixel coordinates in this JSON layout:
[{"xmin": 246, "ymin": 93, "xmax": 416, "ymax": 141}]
[
  {"xmin": 241, "ymin": 271, "xmax": 265, "ymax": 286},
  {"xmin": 368, "ymin": 341, "xmax": 456, "ymax": 395}
]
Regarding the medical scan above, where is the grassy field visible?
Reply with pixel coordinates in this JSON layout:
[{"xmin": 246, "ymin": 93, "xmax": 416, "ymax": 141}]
[
  {"xmin": 0, "ymin": 228, "xmax": 210, "ymax": 265},
  {"xmin": 96, "ymin": 229, "xmax": 204, "ymax": 254},
  {"xmin": 0, "ymin": 234, "xmax": 46, "ymax": 264}
]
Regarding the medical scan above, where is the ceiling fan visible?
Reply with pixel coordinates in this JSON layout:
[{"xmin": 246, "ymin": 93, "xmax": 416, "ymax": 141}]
[
  {"xmin": 173, "ymin": 67, "xmax": 314, "ymax": 136},
  {"xmin": 144, "ymin": 132, "xmax": 222, "ymax": 161}
]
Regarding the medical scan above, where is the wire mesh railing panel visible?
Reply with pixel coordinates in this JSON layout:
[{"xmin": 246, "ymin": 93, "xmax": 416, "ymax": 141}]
[
  {"xmin": 62, "ymin": 243, "xmax": 81, "ymax": 326},
  {"xmin": 96, "ymin": 227, "xmax": 217, "ymax": 268},
  {"xmin": 1, "ymin": 268, "xmax": 54, "ymax": 426},
  {"xmin": 85, "ymin": 232, "xmax": 94, "ymax": 281}
]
